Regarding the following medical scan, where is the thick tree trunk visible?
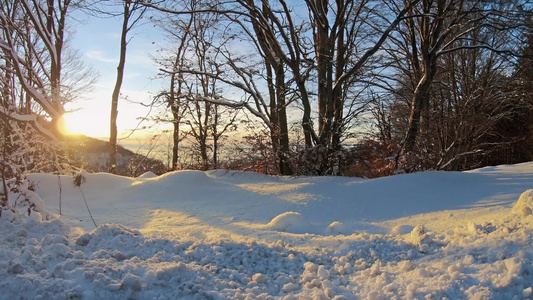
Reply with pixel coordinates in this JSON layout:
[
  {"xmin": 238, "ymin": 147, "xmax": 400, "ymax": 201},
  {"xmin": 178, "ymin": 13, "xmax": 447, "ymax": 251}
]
[
  {"xmin": 200, "ymin": 141, "xmax": 209, "ymax": 170},
  {"xmin": 332, "ymin": 7, "xmax": 346, "ymax": 154},
  {"xmin": 299, "ymin": 80, "xmax": 315, "ymax": 148},
  {"xmin": 315, "ymin": 0, "xmax": 331, "ymax": 145},
  {"xmin": 401, "ymin": 74, "xmax": 433, "ymax": 155},
  {"xmin": 275, "ymin": 67, "xmax": 293, "ymax": 175},
  {"xmin": 266, "ymin": 63, "xmax": 280, "ymax": 171},
  {"xmin": 246, "ymin": 1, "xmax": 293, "ymax": 175},
  {"xmin": 312, "ymin": 0, "xmax": 336, "ymax": 175}
]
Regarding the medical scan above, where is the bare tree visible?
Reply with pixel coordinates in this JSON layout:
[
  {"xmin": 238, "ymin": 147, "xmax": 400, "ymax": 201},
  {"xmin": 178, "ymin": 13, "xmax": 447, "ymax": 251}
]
[
  {"xmin": 147, "ymin": 0, "xmax": 421, "ymax": 175},
  {"xmin": 108, "ymin": 0, "xmax": 147, "ymax": 174},
  {"xmin": 153, "ymin": 2, "xmax": 239, "ymax": 171},
  {"xmin": 391, "ymin": 0, "xmax": 528, "ymax": 160},
  {"xmin": 371, "ymin": 0, "xmax": 532, "ymax": 171},
  {"xmin": 0, "ymin": 0, "xmax": 74, "ymax": 138},
  {"xmin": 0, "ymin": 0, "xmax": 95, "ymax": 183},
  {"xmin": 152, "ymin": 9, "xmax": 194, "ymax": 170}
]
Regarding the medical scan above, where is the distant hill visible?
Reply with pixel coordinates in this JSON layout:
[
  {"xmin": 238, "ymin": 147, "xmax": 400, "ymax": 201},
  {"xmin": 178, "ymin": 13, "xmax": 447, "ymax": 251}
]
[{"xmin": 65, "ymin": 134, "xmax": 167, "ymax": 176}]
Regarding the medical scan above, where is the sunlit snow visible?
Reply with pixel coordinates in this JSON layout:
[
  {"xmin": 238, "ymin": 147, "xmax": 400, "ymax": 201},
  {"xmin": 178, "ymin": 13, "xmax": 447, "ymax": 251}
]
[{"xmin": 1, "ymin": 163, "xmax": 533, "ymax": 299}]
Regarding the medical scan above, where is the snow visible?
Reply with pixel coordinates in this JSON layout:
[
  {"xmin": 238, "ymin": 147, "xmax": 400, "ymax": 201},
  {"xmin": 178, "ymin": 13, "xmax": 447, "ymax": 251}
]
[
  {"xmin": 2, "ymin": 162, "xmax": 533, "ymax": 299},
  {"xmin": 512, "ymin": 189, "xmax": 533, "ymax": 217}
]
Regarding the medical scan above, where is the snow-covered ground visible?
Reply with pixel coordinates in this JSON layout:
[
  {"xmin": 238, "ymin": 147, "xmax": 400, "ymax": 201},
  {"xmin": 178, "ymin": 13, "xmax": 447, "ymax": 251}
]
[{"xmin": 2, "ymin": 163, "xmax": 533, "ymax": 299}]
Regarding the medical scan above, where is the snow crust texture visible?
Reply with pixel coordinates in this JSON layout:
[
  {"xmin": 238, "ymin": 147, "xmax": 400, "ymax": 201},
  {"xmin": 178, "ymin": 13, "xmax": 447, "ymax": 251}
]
[
  {"xmin": 2, "ymin": 212, "xmax": 533, "ymax": 299},
  {"xmin": 1, "ymin": 163, "xmax": 533, "ymax": 299}
]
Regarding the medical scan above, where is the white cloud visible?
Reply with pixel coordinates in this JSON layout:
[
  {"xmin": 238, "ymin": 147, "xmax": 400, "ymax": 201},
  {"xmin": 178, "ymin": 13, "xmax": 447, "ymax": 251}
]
[{"xmin": 86, "ymin": 50, "xmax": 117, "ymax": 63}]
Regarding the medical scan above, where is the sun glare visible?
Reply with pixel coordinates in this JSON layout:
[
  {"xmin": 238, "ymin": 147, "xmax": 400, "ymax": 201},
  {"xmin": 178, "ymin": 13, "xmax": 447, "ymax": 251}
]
[
  {"xmin": 62, "ymin": 111, "xmax": 110, "ymax": 138},
  {"xmin": 57, "ymin": 116, "xmax": 72, "ymax": 136}
]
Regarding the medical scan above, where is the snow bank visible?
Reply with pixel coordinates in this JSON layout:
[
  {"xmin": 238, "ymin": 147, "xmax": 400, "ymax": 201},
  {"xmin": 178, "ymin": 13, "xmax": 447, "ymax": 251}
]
[
  {"xmin": 2, "ymin": 192, "xmax": 533, "ymax": 299},
  {"xmin": 1, "ymin": 163, "xmax": 533, "ymax": 299}
]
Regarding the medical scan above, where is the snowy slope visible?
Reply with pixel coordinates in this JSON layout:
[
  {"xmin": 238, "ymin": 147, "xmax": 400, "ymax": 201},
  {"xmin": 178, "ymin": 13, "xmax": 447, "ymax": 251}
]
[{"xmin": 1, "ymin": 163, "xmax": 533, "ymax": 299}]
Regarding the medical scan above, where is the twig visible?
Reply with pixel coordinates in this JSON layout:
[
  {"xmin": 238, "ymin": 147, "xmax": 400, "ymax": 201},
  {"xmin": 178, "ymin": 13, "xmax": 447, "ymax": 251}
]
[
  {"xmin": 77, "ymin": 187, "xmax": 97, "ymax": 228},
  {"xmin": 57, "ymin": 175, "xmax": 62, "ymax": 215}
]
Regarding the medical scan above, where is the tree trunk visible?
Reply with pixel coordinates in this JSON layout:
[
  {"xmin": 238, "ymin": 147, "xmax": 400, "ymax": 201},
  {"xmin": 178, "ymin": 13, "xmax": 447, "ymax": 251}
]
[
  {"xmin": 109, "ymin": 0, "xmax": 130, "ymax": 174},
  {"xmin": 298, "ymin": 79, "xmax": 315, "ymax": 148},
  {"xmin": 315, "ymin": 0, "xmax": 331, "ymax": 145},
  {"xmin": 401, "ymin": 73, "xmax": 433, "ymax": 155},
  {"xmin": 266, "ymin": 62, "xmax": 280, "ymax": 171},
  {"xmin": 331, "ymin": 1, "xmax": 347, "ymax": 165},
  {"xmin": 172, "ymin": 117, "xmax": 180, "ymax": 170},
  {"xmin": 170, "ymin": 74, "xmax": 180, "ymax": 170},
  {"xmin": 212, "ymin": 105, "xmax": 219, "ymax": 169},
  {"xmin": 1, "ymin": 116, "xmax": 11, "ymax": 207},
  {"xmin": 275, "ymin": 66, "xmax": 293, "ymax": 175},
  {"xmin": 198, "ymin": 101, "xmax": 210, "ymax": 171}
]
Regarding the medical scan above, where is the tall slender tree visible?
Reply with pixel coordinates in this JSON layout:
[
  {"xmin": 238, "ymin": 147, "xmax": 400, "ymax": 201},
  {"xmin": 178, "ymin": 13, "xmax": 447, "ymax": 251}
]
[{"xmin": 109, "ymin": 0, "xmax": 147, "ymax": 174}]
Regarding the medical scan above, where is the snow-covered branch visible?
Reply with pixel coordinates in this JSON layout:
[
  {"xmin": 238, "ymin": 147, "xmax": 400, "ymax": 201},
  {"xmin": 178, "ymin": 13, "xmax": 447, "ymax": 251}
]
[{"xmin": 0, "ymin": 108, "xmax": 56, "ymax": 140}]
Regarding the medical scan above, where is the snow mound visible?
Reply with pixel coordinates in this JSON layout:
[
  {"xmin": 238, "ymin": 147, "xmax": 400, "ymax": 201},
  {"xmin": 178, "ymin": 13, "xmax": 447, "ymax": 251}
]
[
  {"xmin": 156, "ymin": 170, "xmax": 221, "ymax": 188},
  {"xmin": 512, "ymin": 189, "xmax": 533, "ymax": 217},
  {"xmin": 71, "ymin": 172, "xmax": 133, "ymax": 190},
  {"xmin": 268, "ymin": 212, "xmax": 310, "ymax": 233},
  {"xmin": 76, "ymin": 224, "xmax": 143, "ymax": 251},
  {"xmin": 137, "ymin": 171, "xmax": 157, "ymax": 179},
  {"xmin": 391, "ymin": 224, "xmax": 415, "ymax": 235},
  {"xmin": 407, "ymin": 225, "xmax": 434, "ymax": 253},
  {"xmin": 2, "ymin": 178, "xmax": 54, "ymax": 221},
  {"xmin": 207, "ymin": 169, "xmax": 274, "ymax": 182},
  {"xmin": 325, "ymin": 221, "xmax": 347, "ymax": 235}
]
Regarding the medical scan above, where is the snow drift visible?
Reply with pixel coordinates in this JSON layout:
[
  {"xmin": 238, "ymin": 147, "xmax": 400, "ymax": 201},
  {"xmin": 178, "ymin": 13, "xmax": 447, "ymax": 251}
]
[{"xmin": 1, "ymin": 162, "xmax": 533, "ymax": 299}]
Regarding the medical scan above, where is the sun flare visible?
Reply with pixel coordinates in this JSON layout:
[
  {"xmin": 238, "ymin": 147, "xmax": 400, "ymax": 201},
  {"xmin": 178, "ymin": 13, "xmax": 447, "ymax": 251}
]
[
  {"xmin": 56, "ymin": 116, "xmax": 72, "ymax": 136},
  {"xmin": 62, "ymin": 111, "xmax": 110, "ymax": 138}
]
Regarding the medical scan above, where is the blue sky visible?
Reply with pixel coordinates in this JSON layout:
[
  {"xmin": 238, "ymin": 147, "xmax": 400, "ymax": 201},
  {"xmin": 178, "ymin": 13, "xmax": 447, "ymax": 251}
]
[{"xmin": 64, "ymin": 9, "xmax": 165, "ymax": 140}]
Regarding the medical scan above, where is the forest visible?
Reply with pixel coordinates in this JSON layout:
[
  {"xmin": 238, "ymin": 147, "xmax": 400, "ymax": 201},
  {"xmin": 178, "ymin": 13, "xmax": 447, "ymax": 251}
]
[
  {"xmin": 1, "ymin": 0, "xmax": 532, "ymax": 183},
  {"xmin": 3, "ymin": 2, "xmax": 533, "ymax": 298}
]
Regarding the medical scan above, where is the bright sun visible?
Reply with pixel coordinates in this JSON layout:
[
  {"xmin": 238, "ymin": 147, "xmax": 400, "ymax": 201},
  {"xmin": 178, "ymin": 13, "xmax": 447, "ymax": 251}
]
[{"xmin": 62, "ymin": 111, "xmax": 110, "ymax": 138}]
